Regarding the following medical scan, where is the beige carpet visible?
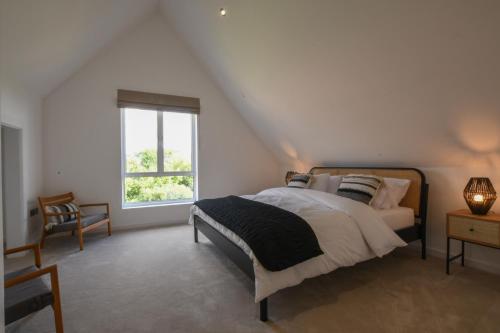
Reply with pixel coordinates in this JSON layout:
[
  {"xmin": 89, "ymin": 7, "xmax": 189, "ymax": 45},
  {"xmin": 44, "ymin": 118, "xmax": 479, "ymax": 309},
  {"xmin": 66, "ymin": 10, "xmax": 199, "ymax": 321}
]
[{"xmin": 5, "ymin": 224, "xmax": 500, "ymax": 333}]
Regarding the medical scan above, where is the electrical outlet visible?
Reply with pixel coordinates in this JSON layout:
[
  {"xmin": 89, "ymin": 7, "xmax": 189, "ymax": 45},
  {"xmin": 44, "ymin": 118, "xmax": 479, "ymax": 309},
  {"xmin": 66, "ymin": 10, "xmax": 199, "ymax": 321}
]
[{"xmin": 29, "ymin": 207, "xmax": 39, "ymax": 217}]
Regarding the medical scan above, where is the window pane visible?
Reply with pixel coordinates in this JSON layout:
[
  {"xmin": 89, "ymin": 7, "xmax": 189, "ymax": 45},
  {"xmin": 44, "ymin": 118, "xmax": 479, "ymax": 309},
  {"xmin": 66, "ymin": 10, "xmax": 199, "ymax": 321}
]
[
  {"xmin": 125, "ymin": 108, "xmax": 157, "ymax": 173},
  {"xmin": 124, "ymin": 176, "xmax": 194, "ymax": 203},
  {"xmin": 163, "ymin": 112, "xmax": 192, "ymax": 172}
]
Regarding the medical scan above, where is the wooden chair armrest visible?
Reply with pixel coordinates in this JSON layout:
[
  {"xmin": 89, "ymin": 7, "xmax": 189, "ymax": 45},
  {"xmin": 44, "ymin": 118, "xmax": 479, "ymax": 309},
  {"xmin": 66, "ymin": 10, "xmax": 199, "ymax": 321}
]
[
  {"xmin": 79, "ymin": 203, "xmax": 108, "ymax": 207},
  {"xmin": 80, "ymin": 203, "xmax": 109, "ymax": 214},
  {"xmin": 4, "ymin": 264, "xmax": 58, "ymax": 288},
  {"xmin": 4, "ymin": 243, "xmax": 41, "ymax": 268}
]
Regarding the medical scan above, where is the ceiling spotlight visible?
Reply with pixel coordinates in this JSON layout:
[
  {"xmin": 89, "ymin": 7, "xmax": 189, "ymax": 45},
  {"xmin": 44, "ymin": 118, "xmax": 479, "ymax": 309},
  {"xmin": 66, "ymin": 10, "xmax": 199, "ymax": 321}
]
[{"xmin": 220, "ymin": 8, "xmax": 227, "ymax": 16}]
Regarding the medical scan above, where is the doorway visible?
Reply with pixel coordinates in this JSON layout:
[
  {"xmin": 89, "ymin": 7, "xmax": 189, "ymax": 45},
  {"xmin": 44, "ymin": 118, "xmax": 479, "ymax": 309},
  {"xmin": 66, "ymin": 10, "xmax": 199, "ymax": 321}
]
[{"xmin": 1, "ymin": 124, "xmax": 24, "ymax": 249}]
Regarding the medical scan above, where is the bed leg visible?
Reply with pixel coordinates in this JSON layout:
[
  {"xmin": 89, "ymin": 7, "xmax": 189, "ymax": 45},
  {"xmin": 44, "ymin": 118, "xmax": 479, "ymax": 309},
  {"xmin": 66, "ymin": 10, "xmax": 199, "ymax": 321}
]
[
  {"xmin": 259, "ymin": 298, "xmax": 268, "ymax": 322},
  {"xmin": 194, "ymin": 226, "xmax": 198, "ymax": 243}
]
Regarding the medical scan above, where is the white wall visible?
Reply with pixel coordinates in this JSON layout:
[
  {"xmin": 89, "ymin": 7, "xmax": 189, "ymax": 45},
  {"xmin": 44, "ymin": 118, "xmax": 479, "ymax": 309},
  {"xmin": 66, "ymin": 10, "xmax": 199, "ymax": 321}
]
[
  {"xmin": 43, "ymin": 14, "xmax": 281, "ymax": 229},
  {"xmin": 0, "ymin": 82, "xmax": 43, "ymax": 245}
]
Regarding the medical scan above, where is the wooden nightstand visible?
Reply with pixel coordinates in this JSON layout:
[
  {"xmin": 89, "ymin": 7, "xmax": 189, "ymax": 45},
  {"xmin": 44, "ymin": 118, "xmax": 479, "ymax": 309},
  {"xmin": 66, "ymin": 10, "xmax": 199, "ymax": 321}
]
[{"xmin": 446, "ymin": 209, "xmax": 500, "ymax": 274}]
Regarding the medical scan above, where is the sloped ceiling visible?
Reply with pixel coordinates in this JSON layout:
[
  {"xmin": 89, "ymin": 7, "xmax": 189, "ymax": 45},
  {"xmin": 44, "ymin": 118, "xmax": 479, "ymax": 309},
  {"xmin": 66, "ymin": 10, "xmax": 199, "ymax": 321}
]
[
  {"xmin": 2, "ymin": 0, "xmax": 499, "ymax": 170},
  {"xmin": 160, "ymin": 0, "xmax": 500, "ymax": 170},
  {"xmin": 0, "ymin": 0, "xmax": 158, "ymax": 97}
]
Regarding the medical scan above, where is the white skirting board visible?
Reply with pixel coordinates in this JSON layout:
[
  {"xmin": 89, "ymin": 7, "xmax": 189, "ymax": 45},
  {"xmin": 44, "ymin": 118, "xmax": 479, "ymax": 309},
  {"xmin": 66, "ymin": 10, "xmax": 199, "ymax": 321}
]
[
  {"xmin": 42, "ymin": 220, "xmax": 187, "ymax": 238},
  {"xmin": 92, "ymin": 220, "xmax": 187, "ymax": 233},
  {"xmin": 426, "ymin": 246, "xmax": 500, "ymax": 275}
]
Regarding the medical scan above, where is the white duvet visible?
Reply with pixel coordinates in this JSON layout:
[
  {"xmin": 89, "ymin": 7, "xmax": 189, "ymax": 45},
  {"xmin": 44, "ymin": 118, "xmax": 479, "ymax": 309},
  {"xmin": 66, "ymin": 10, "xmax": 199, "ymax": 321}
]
[{"xmin": 189, "ymin": 187, "xmax": 406, "ymax": 302}]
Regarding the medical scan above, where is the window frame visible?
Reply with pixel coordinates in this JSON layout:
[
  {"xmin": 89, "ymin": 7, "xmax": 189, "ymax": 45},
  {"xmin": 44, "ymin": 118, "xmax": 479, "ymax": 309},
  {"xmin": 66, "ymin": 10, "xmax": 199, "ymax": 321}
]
[{"xmin": 120, "ymin": 108, "xmax": 198, "ymax": 208}]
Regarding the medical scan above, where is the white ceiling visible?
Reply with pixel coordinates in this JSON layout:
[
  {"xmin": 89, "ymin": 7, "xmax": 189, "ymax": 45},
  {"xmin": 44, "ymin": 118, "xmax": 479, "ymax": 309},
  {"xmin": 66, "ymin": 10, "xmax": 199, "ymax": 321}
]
[
  {"xmin": 160, "ymin": 0, "xmax": 500, "ymax": 169},
  {"xmin": 2, "ymin": 0, "xmax": 499, "ymax": 168},
  {"xmin": 0, "ymin": 0, "xmax": 158, "ymax": 96}
]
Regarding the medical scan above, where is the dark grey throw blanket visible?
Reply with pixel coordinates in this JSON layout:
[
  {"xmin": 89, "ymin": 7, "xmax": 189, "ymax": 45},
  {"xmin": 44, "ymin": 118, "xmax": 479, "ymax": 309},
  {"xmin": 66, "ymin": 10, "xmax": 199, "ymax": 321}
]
[{"xmin": 194, "ymin": 195, "xmax": 323, "ymax": 271}]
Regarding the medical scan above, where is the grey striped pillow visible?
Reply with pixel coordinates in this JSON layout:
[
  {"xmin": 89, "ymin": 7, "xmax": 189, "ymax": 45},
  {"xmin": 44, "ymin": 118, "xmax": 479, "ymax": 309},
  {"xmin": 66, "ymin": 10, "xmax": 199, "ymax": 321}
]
[
  {"xmin": 287, "ymin": 173, "xmax": 312, "ymax": 189},
  {"xmin": 45, "ymin": 202, "xmax": 80, "ymax": 224},
  {"xmin": 336, "ymin": 174, "xmax": 382, "ymax": 205}
]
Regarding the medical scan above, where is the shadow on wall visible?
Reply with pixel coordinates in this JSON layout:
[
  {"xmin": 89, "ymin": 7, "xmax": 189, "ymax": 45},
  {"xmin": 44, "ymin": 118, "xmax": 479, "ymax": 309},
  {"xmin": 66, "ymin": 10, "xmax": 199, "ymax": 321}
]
[
  {"xmin": 449, "ymin": 106, "xmax": 500, "ymax": 170},
  {"xmin": 279, "ymin": 140, "xmax": 310, "ymax": 173}
]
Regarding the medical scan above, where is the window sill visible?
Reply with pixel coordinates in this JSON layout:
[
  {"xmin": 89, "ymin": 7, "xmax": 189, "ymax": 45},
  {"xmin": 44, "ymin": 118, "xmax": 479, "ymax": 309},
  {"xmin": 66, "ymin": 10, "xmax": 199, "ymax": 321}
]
[{"xmin": 122, "ymin": 201, "xmax": 195, "ymax": 210}]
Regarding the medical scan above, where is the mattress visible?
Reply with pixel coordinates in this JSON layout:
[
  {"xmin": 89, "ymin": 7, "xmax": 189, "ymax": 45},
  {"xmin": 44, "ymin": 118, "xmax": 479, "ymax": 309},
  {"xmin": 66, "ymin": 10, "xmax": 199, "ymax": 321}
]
[{"xmin": 376, "ymin": 206, "xmax": 415, "ymax": 231}]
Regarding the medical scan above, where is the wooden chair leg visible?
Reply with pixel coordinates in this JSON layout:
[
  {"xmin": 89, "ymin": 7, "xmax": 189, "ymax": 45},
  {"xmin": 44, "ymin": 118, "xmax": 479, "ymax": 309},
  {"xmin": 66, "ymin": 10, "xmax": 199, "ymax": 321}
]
[
  {"xmin": 107, "ymin": 219, "xmax": 112, "ymax": 236},
  {"xmin": 78, "ymin": 228, "xmax": 84, "ymax": 251},
  {"xmin": 53, "ymin": 303, "xmax": 64, "ymax": 333},
  {"xmin": 50, "ymin": 266, "xmax": 64, "ymax": 333}
]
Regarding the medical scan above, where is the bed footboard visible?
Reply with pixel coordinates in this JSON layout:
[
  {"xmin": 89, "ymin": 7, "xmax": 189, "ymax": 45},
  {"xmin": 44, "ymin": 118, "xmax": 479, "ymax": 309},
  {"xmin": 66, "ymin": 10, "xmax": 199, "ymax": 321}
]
[{"xmin": 193, "ymin": 216, "xmax": 268, "ymax": 321}]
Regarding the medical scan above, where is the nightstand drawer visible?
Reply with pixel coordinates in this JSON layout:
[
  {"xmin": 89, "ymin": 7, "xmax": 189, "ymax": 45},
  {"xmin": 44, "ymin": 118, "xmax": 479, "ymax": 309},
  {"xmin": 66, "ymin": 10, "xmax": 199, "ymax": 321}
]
[{"xmin": 448, "ymin": 216, "xmax": 500, "ymax": 247}]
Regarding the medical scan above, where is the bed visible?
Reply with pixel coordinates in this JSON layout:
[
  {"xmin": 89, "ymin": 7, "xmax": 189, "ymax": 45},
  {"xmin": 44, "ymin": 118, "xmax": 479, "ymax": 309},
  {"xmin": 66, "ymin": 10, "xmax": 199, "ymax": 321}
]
[{"xmin": 190, "ymin": 167, "xmax": 428, "ymax": 321}]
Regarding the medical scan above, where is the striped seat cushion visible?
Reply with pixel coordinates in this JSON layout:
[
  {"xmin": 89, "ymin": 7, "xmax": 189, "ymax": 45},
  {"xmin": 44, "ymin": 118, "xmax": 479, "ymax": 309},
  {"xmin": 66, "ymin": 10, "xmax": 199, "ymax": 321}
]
[
  {"xmin": 287, "ymin": 173, "xmax": 313, "ymax": 189},
  {"xmin": 336, "ymin": 174, "xmax": 382, "ymax": 205}
]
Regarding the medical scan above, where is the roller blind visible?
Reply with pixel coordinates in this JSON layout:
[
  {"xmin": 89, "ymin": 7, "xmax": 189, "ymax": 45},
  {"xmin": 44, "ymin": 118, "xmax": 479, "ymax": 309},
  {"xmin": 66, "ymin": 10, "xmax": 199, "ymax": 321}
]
[{"xmin": 117, "ymin": 89, "xmax": 200, "ymax": 114}]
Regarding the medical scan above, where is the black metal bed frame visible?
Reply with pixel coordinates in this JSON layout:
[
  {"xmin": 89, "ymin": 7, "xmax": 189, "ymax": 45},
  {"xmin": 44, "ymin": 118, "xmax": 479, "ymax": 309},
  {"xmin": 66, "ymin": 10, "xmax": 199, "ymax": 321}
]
[{"xmin": 193, "ymin": 167, "xmax": 429, "ymax": 321}]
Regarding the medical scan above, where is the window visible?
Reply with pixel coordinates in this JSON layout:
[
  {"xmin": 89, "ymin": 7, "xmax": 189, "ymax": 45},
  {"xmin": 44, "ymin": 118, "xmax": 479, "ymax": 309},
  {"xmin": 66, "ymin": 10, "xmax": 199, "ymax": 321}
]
[{"xmin": 121, "ymin": 108, "xmax": 198, "ymax": 207}]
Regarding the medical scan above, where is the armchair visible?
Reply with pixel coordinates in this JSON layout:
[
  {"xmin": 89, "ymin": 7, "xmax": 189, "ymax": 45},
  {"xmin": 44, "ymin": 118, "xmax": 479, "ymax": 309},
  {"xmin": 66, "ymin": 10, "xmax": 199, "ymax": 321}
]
[
  {"xmin": 39, "ymin": 192, "xmax": 112, "ymax": 251},
  {"xmin": 4, "ymin": 243, "xmax": 63, "ymax": 332}
]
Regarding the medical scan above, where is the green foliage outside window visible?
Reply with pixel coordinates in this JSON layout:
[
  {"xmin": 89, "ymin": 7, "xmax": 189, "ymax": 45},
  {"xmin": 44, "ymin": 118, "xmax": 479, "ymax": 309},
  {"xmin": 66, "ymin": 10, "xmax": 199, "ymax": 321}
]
[{"xmin": 125, "ymin": 149, "xmax": 194, "ymax": 203}]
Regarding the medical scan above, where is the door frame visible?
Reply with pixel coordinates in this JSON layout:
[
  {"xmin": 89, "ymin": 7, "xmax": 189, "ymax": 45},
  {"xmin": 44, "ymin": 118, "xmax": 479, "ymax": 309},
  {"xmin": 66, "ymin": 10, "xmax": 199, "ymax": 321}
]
[{"xmin": 1, "ymin": 122, "xmax": 25, "ymax": 250}]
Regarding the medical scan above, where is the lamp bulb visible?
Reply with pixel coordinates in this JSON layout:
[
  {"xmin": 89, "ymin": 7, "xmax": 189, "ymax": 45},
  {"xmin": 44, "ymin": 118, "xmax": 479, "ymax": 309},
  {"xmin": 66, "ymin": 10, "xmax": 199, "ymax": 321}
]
[{"xmin": 473, "ymin": 194, "xmax": 484, "ymax": 202}]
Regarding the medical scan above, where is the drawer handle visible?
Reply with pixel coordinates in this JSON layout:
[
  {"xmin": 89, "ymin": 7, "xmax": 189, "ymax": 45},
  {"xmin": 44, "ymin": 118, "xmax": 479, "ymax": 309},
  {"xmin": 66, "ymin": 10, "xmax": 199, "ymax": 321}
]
[{"xmin": 469, "ymin": 228, "xmax": 475, "ymax": 232}]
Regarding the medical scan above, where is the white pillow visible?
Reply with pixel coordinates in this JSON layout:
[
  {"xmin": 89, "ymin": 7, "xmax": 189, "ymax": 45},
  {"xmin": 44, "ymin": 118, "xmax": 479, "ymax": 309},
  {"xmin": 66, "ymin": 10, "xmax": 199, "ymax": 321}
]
[
  {"xmin": 309, "ymin": 173, "xmax": 330, "ymax": 192},
  {"xmin": 385, "ymin": 178, "xmax": 411, "ymax": 204},
  {"xmin": 372, "ymin": 177, "xmax": 411, "ymax": 209},
  {"xmin": 327, "ymin": 176, "xmax": 343, "ymax": 194},
  {"xmin": 371, "ymin": 185, "xmax": 396, "ymax": 209}
]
